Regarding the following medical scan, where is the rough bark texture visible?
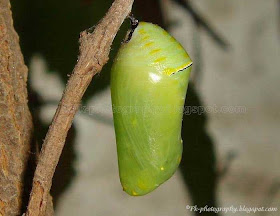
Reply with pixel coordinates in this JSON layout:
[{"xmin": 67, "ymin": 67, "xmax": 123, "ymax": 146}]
[
  {"xmin": 25, "ymin": 0, "xmax": 134, "ymax": 215},
  {"xmin": 0, "ymin": 0, "xmax": 33, "ymax": 215}
]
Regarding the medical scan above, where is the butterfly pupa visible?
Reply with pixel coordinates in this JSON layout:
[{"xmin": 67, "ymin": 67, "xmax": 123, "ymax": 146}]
[{"xmin": 111, "ymin": 21, "xmax": 192, "ymax": 196}]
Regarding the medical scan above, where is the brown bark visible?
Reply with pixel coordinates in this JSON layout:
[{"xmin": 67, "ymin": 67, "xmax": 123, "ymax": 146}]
[
  {"xmin": 25, "ymin": 0, "xmax": 134, "ymax": 215},
  {"xmin": 0, "ymin": 0, "xmax": 33, "ymax": 215}
]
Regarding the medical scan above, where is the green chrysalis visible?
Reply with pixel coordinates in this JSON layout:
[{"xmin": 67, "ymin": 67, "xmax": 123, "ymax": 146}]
[{"xmin": 111, "ymin": 22, "xmax": 192, "ymax": 196}]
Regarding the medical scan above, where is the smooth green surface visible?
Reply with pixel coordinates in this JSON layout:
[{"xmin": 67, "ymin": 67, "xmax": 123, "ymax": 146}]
[{"xmin": 111, "ymin": 22, "xmax": 192, "ymax": 196}]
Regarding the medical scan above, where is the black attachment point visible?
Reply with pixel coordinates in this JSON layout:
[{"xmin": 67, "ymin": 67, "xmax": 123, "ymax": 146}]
[{"xmin": 124, "ymin": 14, "xmax": 139, "ymax": 43}]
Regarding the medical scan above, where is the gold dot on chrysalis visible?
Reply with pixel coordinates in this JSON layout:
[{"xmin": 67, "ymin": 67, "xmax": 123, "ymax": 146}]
[
  {"xmin": 154, "ymin": 57, "xmax": 167, "ymax": 63},
  {"xmin": 178, "ymin": 156, "xmax": 182, "ymax": 164},
  {"xmin": 142, "ymin": 35, "xmax": 150, "ymax": 41},
  {"xmin": 144, "ymin": 42, "xmax": 154, "ymax": 47},
  {"xmin": 138, "ymin": 182, "xmax": 147, "ymax": 190},
  {"xmin": 149, "ymin": 49, "xmax": 161, "ymax": 55},
  {"xmin": 132, "ymin": 191, "xmax": 138, "ymax": 196},
  {"xmin": 138, "ymin": 29, "xmax": 146, "ymax": 34},
  {"xmin": 160, "ymin": 167, "xmax": 165, "ymax": 171}
]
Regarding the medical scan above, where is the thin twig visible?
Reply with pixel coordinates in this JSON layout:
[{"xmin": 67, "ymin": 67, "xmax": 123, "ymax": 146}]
[{"xmin": 25, "ymin": 0, "xmax": 134, "ymax": 215}]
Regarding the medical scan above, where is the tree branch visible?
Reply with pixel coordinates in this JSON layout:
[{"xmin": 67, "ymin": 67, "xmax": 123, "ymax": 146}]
[
  {"xmin": 0, "ymin": 0, "xmax": 33, "ymax": 214},
  {"xmin": 25, "ymin": 0, "xmax": 134, "ymax": 215}
]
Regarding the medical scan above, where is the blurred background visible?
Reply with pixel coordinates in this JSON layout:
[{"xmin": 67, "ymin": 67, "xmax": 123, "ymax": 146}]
[{"xmin": 10, "ymin": 0, "xmax": 280, "ymax": 215}]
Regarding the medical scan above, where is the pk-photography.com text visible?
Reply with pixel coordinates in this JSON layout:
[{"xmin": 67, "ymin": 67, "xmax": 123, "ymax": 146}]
[
  {"xmin": 186, "ymin": 205, "xmax": 278, "ymax": 214},
  {"xmin": 79, "ymin": 104, "xmax": 247, "ymax": 116}
]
